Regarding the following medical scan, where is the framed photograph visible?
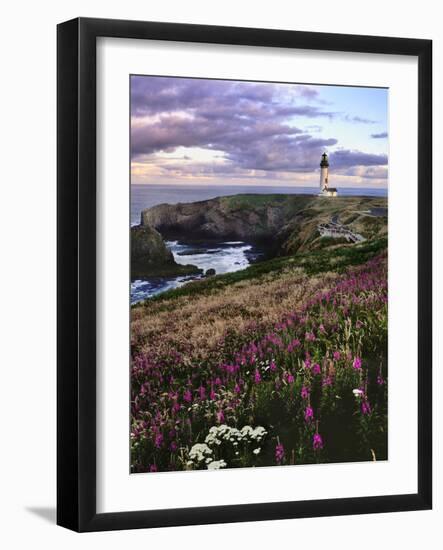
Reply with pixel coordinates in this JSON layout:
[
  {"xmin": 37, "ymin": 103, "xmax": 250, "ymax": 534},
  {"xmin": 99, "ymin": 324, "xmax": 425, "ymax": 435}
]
[{"xmin": 57, "ymin": 17, "xmax": 432, "ymax": 532}]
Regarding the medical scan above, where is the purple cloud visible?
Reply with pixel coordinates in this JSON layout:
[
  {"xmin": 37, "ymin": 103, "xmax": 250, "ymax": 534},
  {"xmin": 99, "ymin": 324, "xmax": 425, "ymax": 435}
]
[
  {"xmin": 131, "ymin": 76, "xmax": 387, "ymax": 179},
  {"xmin": 371, "ymin": 131, "xmax": 388, "ymax": 139},
  {"xmin": 330, "ymin": 149, "xmax": 388, "ymax": 169}
]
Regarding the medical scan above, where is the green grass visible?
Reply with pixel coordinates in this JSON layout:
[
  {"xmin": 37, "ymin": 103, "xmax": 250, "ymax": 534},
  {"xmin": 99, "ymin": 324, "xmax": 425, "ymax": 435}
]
[{"xmin": 134, "ymin": 237, "xmax": 387, "ymax": 308}]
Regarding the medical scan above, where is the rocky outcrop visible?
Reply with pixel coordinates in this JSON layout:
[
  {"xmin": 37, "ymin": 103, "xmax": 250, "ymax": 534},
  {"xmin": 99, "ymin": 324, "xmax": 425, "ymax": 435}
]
[
  {"xmin": 131, "ymin": 224, "xmax": 202, "ymax": 278},
  {"xmin": 140, "ymin": 194, "xmax": 388, "ymax": 254},
  {"xmin": 140, "ymin": 195, "xmax": 307, "ymax": 243}
]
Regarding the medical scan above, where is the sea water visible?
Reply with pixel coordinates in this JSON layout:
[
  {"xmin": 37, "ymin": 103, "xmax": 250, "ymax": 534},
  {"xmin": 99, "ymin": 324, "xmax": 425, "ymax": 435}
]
[{"xmin": 130, "ymin": 184, "xmax": 387, "ymax": 303}]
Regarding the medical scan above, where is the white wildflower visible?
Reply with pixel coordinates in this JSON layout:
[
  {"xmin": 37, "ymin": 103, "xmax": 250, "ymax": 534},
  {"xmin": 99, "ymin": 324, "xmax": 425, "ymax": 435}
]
[
  {"xmin": 207, "ymin": 460, "xmax": 227, "ymax": 470},
  {"xmin": 189, "ymin": 443, "xmax": 213, "ymax": 463}
]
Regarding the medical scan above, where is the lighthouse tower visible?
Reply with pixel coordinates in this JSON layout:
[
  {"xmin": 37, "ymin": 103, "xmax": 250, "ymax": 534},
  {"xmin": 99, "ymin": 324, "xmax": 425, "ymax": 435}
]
[
  {"xmin": 319, "ymin": 152, "xmax": 329, "ymax": 193},
  {"xmin": 318, "ymin": 153, "xmax": 337, "ymax": 197}
]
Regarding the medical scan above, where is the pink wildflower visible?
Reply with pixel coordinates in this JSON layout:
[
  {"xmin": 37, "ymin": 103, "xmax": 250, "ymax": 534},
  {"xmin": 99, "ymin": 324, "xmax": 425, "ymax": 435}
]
[
  {"xmin": 183, "ymin": 389, "xmax": 192, "ymax": 403},
  {"xmin": 304, "ymin": 406, "xmax": 314, "ymax": 423},
  {"xmin": 313, "ymin": 433, "xmax": 323, "ymax": 451},
  {"xmin": 361, "ymin": 400, "xmax": 372, "ymax": 415},
  {"xmin": 275, "ymin": 443, "xmax": 285, "ymax": 464},
  {"xmin": 301, "ymin": 386, "xmax": 310, "ymax": 399},
  {"xmin": 353, "ymin": 357, "xmax": 362, "ymax": 370}
]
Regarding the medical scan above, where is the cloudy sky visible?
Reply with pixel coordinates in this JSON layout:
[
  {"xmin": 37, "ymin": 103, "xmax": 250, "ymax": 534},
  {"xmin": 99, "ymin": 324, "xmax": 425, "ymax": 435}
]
[{"xmin": 131, "ymin": 75, "xmax": 388, "ymax": 188}]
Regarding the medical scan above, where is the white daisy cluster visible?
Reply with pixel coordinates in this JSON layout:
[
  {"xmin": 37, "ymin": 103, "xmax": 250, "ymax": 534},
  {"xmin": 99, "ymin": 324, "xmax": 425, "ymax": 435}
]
[
  {"xmin": 204, "ymin": 424, "xmax": 267, "ymax": 448},
  {"xmin": 187, "ymin": 425, "xmax": 268, "ymax": 470},
  {"xmin": 207, "ymin": 460, "xmax": 227, "ymax": 470},
  {"xmin": 188, "ymin": 443, "xmax": 213, "ymax": 464}
]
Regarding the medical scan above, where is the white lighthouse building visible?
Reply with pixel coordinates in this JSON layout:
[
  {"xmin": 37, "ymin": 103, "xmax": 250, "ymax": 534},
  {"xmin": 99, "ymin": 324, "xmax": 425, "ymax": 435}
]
[{"xmin": 318, "ymin": 152, "xmax": 337, "ymax": 197}]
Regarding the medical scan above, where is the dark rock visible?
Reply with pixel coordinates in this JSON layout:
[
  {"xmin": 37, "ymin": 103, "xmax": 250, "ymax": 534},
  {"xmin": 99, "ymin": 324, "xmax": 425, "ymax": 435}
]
[
  {"xmin": 205, "ymin": 268, "xmax": 216, "ymax": 277},
  {"xmin": 131, "ymin": 224, "xmax": 202, "ymax": 278}
]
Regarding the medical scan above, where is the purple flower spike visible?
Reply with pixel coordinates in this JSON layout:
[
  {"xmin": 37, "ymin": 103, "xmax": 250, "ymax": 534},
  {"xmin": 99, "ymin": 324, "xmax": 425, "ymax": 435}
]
[
  {"xmin": 275, "ymin": 443, "xmax": 285, "ymax": 464},
  {"xmin": 301, "ymin": 386, "xmax": 310, "ymax": 399},
  {"xmin": 312, "ymin": 363, "xmax": 321, "ymax": 375},
  {"xmin": 154, "ymin": 433, "xmax": 163, "ymax": 449},
  {"xmin": 313, "ymin": 433, "xmax": 323, "ymax": 451},
  {"xmin": 361, "ymin": 400, "xmax": 372, "ymax": 415},
  {"xmin": 353, "ymin": 357, "xmax": 362, "ymax": 370},
  {"xmin": 183, "ymin": 389, "xmax": 192, "ymax": 403},
  {"xmin": 304, "ymin": 406, "xmax": 314, "ymax": 423}
]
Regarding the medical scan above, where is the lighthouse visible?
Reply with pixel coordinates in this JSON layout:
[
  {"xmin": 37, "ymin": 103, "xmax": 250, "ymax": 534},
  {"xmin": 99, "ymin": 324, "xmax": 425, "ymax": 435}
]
[{"xmin": 318, "ymin": 152, "xmax": 337, "ymax": 197}]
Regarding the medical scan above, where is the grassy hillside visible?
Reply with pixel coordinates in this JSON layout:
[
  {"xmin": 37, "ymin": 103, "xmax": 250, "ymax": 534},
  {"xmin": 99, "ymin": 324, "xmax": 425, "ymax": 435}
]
[
  {"xmin": 140, "ymin": 193, "xmax": 387, "ymax": 253},
  {"xmin": 133, "ymin": 236, "xmax": 387, "ymax": 306}
]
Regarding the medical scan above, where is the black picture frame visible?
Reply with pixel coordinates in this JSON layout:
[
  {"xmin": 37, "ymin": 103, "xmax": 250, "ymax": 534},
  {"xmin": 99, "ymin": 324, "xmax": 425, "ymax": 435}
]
[{"xmin": 57, "ymin": 17, "xmax": 432, "ymax": 532}]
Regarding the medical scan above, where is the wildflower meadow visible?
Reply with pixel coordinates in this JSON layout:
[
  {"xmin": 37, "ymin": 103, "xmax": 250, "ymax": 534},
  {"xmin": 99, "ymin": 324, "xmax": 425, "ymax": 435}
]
[{"xmin": 130, "ymin": 251, "xmax": 388, "ymax": 473}]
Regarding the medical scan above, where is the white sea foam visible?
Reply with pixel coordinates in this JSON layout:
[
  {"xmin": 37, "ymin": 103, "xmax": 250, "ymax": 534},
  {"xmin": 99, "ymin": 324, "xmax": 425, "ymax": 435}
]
[
  {"xmin": 130, "ymin": 274, "xmax": 200, "ymax": 304},
  {"xmin": 172, "ymin": 243, "xmax": 252, "ymax": 275},
  {"xmin": 131, "ymin": 240, "xmax": 259, "ymax": 303}
]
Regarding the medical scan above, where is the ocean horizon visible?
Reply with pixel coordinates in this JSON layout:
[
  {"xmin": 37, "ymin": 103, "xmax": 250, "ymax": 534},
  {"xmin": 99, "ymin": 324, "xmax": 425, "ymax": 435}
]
[{"xmin": 131, "ymin": 184, "xmax": 388, "ymax": 226}]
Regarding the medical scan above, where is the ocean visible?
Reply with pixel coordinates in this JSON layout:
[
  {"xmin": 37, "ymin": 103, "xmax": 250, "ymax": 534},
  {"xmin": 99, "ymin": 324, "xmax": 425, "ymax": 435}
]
[{"xmin": 130, "ymin": 184, "xmax": 387, "ymax": 303}]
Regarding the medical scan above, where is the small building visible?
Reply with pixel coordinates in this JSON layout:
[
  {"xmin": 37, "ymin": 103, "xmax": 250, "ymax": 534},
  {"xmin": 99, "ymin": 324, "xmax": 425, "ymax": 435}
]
[
  {"xmin": 323, "ymin": 187, "xmax": 338, "ymax": 197},
  {"xmin": 318, "ymin": 153, "xmax": 338, "ymax": 197}
]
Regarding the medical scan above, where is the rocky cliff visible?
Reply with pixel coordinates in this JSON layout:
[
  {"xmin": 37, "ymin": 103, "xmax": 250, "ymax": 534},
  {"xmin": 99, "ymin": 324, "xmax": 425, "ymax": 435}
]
[
  {"xmin": 140, "ymin": 194, "xmax": 388, "ymax": 254},
  {"xmin": 140, "ymin": 194, "xmax": 303, "ymax": 243},
  {"xmin": 131, "ymin": 224, "xmax": 201, "ymax": 278}
]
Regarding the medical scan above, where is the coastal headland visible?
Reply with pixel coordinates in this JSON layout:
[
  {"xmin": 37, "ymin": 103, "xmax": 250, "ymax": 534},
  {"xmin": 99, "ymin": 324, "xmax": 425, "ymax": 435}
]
[{"xmin": 131, "ymin": 193, "xmax": 387, "ymax": 280}]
